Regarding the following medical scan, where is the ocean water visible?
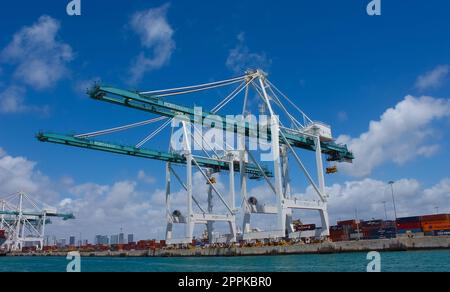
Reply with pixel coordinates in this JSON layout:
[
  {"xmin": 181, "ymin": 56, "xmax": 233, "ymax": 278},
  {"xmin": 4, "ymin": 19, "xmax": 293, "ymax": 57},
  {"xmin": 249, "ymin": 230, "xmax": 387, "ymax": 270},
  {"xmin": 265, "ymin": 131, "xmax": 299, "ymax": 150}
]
[{"xmin": 0, "ymin": 250, "xmax": 449, "ymax": 272}]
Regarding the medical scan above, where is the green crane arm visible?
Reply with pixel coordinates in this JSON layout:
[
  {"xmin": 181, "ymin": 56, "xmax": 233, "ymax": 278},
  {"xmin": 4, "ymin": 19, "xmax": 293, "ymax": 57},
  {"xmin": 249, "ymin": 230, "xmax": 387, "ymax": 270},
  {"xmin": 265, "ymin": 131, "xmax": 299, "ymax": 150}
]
[
  {"xmin": 36, "ymin": 132, "xmax": 273, "ymax": 179},
  {"xmin": 1, "ymin": 218, "xmax": 52, "ymax": 224},
  {"xmin": 88, "ymin": 85, "xmax": 354, "ymax": 162},
  {"xmin": 0, "ymin": 210, "xmax": 74, "ymax": 221}
]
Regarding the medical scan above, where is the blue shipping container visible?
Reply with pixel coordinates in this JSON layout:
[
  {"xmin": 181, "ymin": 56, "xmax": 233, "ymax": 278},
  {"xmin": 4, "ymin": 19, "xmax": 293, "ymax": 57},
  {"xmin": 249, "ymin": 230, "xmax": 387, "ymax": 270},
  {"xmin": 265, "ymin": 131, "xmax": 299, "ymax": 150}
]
[
  {"xmin": 396, "ymin": 216, "xmax": 421, "ymax": 223},
  {"xmin": 397, "ymin": 228, "xmax": 422, "ymax": 234},
  {"xmin": 433, "ymin": 230, "xmax": 450, "ymax": 236}
]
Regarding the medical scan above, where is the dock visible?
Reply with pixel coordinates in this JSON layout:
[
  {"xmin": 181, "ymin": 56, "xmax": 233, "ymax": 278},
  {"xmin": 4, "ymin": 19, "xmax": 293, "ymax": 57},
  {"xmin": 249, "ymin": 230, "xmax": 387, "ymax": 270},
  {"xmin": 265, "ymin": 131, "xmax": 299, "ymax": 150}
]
[{"xmin": 6, "ymin": 236, "xmax": 450, "ymax": 258}]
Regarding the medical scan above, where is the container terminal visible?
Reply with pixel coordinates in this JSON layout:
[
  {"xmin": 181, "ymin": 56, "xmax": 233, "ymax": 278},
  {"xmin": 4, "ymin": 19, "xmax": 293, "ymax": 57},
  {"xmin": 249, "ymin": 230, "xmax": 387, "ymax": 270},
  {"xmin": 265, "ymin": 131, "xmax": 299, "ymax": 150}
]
[
  {"xmin": 1, "ymin": 70, "xmax": 449, "ymax": 256},
  {"xmin": 2, "ymin": 213, "xmax": 449, "ymax": 257}
]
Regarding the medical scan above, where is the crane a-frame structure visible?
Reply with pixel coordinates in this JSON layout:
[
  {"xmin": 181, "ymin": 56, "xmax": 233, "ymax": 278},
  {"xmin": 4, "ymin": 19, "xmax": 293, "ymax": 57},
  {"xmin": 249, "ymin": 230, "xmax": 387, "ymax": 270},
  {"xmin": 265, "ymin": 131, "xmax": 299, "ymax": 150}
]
[
  {"xmin": 37, "ymin": 70, "xmax": 353, "ymax": 244},
  {"xmin": 0, "ymin": 192, "xmax": 74, "ymax": 251}
]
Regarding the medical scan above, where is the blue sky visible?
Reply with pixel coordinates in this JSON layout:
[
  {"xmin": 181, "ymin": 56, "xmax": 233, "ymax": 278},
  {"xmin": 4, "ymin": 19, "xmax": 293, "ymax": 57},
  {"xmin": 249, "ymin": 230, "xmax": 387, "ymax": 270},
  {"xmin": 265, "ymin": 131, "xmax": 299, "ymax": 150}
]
[{"xmin": 0, "ymin": 0, "xmax": 449, "ymax": 240}]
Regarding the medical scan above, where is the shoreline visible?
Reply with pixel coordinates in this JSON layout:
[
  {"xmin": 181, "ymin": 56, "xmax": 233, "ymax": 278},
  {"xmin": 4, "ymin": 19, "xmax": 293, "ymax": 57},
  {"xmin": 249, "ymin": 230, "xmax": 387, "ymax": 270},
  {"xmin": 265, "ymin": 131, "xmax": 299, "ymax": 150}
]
[{"xmin": 4, "ymin": 236, "xmax": 450, "ymax": 258}]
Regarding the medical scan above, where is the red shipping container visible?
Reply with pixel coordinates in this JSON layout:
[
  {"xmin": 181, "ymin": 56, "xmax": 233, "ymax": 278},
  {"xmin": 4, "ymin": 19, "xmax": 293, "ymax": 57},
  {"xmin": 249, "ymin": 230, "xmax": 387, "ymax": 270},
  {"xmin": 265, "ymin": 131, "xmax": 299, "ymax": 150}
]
[
  {"xmin": 330, "ymin": 229, "xmax": 349, "ymax": 242},
  {"xmin": 337, "ymin": 220, "xmax": 359, "ymax": 227}
]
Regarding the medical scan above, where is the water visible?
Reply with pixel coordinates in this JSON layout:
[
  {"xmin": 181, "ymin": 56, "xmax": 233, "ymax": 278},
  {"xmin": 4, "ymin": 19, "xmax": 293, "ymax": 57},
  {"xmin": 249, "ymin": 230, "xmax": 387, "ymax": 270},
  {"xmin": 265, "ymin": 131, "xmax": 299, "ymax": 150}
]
[{"xmin": 0, "ymin": 250, "xmax": 449, "ymax": 272}]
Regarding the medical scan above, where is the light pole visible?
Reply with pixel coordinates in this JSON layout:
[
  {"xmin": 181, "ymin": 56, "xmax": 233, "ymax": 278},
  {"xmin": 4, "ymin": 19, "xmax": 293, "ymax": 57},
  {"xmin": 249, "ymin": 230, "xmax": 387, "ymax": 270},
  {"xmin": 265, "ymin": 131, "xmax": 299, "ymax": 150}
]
[
  {"xmin": 355, "ymin": 208, "xmax": 361, "ymax": 240},
  {"xmin": 389, "ymin": 181, "xmax": 398, "ymax": 221},
  {"xmin": 382, "ymin": 201, "xmax": 388, "ymax": 220}
]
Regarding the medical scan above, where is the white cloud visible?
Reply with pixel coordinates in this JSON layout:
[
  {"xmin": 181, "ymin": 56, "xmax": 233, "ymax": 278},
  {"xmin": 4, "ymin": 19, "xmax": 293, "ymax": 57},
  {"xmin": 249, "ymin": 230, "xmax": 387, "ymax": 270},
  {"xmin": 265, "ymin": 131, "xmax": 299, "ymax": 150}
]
[
  {"xmin": 1, "ymin": 15, "xmax": 73, "ymax": 90},
  {"xmin": 0, "ymin": 85, "xmax": 50, "ymax": 115},
  {"xmin": 137, "ymin": 170, "xmax": 156, "ymax": 184},
  {"xmin": 0, "ymin": 151, "xmax": 55, "ymax": 200},
  {"xmin": 338, "ymin": 95, "xmax": 450, "ymax": 177},
  {"xmin": 415, "ymin": 65, "xmax": 449, "ymax": 91},
  {"xmin": 298, "ymin": 178, "xmax": 450, "ymax": 224},
  {"xmin": 1, "ymin": 145, "xmax": 448, "ymax": 240},
  {"xmin": 0, "ymin": 85, "xmax": 27, "ymax": 113},
  {"xmin": 54, "ymin": 180, "xmax": 158, "ymax": 240},
  {"xmin": 128, "ymin": 4, "xmax": 175, "ymax": 84},
  {"xmin": 74, "ymin": 77, "xmax": 101, "ymax": 95},
  {"xmin": 421, "ymin": 178, "xmax": 450, "ymax": 209},
  {"xmin": 226, "ymin": 33, "xmax": 271, "ymax": 74}
]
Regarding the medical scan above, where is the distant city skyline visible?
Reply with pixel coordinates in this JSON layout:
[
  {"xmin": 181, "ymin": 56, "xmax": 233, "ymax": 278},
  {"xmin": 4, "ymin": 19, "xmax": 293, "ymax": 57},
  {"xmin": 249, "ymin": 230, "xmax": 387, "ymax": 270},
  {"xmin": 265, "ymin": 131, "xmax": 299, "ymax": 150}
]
[{"xmin": 49, "ymin": 229, "xmax": 137, "ymax": 247}]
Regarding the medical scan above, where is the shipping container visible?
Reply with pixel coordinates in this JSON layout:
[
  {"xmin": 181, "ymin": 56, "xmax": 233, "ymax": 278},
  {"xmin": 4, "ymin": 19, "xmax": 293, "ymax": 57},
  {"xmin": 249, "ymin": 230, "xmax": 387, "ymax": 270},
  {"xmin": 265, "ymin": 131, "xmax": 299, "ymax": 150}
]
[
  {"xmin": 330, "ymin": 225, "xmax": 344, "ymax": 231},
  {"xmin": 329, "ymin": 229, "xmax": 348, "ymax": 242},
  {"xmin": 396, "ymin": 216, "xmax": 421, "ymax": 224},
  {"xmin": 421, "ymin": 214, "xmax": 450, "ymax": 222},
  {"xmin": 383, "ymin": 221, "xmax": 396, "ymax": 228},
  {"xmin": 421, "ymin": 221, "xmax": 450, "ymax": 232},
  {"xmin": 362, "ymin": 220, "xmax": 383, "ymax": 227},
  {"xmin": 377, "ymin": 227, "xmax": 397, "ymax": 234},
  {"xmin": 397, "ymin": 228, "xmax": 422, "ymax": 234},
  {"xmin": 433, "ymin": 230, "xmax": 450, "ymax": 236},
  {"xmin": 330, "ymin": 235, "xmax": 348, "ymax": 242},
  {"xmin": 337, "ymin": 220, "xmax": 360, "ymax": 228},
  {"xmin": 397, "ymin": 222, "xmax": 422, "ymax": 230},
  {"xmin": 349, "ymin": 233, "xmax": 363, "ymax": 240}
]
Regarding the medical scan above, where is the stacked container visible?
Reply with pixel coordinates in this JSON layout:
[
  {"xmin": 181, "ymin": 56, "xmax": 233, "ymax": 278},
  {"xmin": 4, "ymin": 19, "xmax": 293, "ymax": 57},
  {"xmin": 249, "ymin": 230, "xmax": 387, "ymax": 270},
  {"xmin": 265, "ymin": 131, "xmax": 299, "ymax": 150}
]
[
  {"xmin": 421, "ymin": 214, "xmax": 450, "ymax": 236},
  {"xmin": 396, "ymin": 216, "xmax": 423, "ymax": 234},
  {"xmin": 360, "ymin": 220, "xmax": 396, "ymax": 239},
  {"xmin": 329, "ymin": 225, "xmax": 348, "ymax": 242}
]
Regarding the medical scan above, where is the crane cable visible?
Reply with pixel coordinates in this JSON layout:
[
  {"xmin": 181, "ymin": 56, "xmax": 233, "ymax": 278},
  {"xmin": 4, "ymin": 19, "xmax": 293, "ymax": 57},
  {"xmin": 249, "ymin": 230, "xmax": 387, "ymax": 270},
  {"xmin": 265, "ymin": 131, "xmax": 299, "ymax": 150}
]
[
  {"xmin": 266, "ymin": 80, "xmax": 313, "ymax": 126},
  {"xmin": 136, "ymin": 76, "xmax": 256, "ymax": 149},
  {"xmin": 139, "ymin": 74, "xmax": 253, "ymax": 96},
  {"xmin": 74, "ymin": 74, "xmax": 256, "ymax": 148},
  {"xmin": 147, "ymin": 79, "xmax": 245, "ymax": 98},
  {"xmin": 75, "ymin": 117, "xmax": 168, "ymax": 139}
]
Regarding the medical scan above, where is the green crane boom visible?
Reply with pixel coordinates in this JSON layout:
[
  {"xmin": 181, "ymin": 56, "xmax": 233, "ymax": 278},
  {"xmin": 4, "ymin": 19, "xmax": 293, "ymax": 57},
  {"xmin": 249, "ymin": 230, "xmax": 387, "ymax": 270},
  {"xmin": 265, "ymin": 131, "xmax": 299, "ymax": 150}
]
[
  {"xmin": 88, "ymin": 85, "xmax": 354, "ymax": 162},
  {"xmin": 37, "ymin": 132, "xmax": 273, "ymax": 179},
  {"xmin": 0, "ymin": 210, "xmax": 74, "ymax": 221}
]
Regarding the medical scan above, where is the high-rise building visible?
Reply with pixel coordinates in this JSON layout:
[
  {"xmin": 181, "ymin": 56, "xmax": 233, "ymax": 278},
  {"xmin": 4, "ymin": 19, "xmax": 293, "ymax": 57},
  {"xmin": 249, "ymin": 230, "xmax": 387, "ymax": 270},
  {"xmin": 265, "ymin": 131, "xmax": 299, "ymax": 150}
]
[
  {"xmin": 110, "ymin": 235, "xmax": 119, "ymax": 245},
  {"xmin": 95, "ymin": 235, "xmax": 109, "ymax": 245},
  {"xmin": 57, "ymin": 239, "xmax": 66, "ymax": 248},
  {"xmin": 69, "ymin": 236, "xmax": 76, "ymax": 246},
  {"xmin": 128, "ymin": 234, "xmax": 134, "ymax": 244},
  {"xmin": 119, "ymin": 233, "xmax": 125, "ymax": 244}
]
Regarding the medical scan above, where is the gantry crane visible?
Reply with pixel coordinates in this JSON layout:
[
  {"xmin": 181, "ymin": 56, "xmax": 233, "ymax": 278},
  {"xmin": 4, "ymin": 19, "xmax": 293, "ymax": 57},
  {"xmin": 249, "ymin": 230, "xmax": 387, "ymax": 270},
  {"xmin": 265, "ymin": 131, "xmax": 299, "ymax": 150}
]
[
  {"xmin": 37, "ymin": 70, "xmax": 353, "ymax": 244},
  {"xmin": 0, "ymin": 192, "xmax": 74, "ymax": 251}
]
